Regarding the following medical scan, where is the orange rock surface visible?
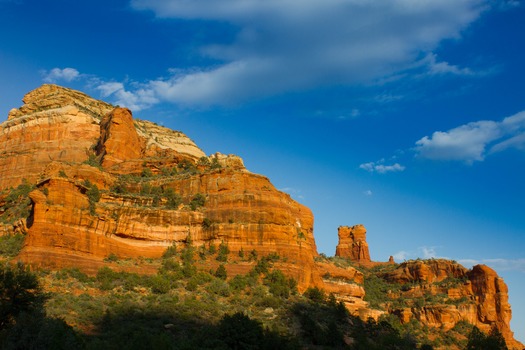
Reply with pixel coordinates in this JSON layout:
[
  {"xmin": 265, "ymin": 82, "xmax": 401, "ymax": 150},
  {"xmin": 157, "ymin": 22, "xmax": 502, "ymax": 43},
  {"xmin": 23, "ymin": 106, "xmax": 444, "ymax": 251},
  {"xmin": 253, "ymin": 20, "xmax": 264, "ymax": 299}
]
[
  {"xmin": 383, "ymin": 259, "xmax": 522, "ymax": 349},
  {"xmin": 335, "ymin": 224, "xmax": 371, "ymax": 263},
  {"xmin": 1, "ymin": 84, "xmax": 522, "ymax": 348}
]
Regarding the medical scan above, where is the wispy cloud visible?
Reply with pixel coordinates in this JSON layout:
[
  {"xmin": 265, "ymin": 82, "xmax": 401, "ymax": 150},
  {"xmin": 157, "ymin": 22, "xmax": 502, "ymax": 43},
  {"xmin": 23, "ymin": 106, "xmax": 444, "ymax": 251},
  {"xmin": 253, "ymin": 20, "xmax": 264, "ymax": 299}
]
[
  {"xmin": 458, "ymin": 258, "xmax": 525, "ymax": 273},
  {"xmin": 127, "ymin": 0, "xmax": 491, "ymax": 105},
  {"xmin": 392, "ymin": 246, "xmax": 446, "ymax": 261},
  {"xmin": 42, "ymin": 68, "xmax": 80, "ymax": 83},
  {"xmin": 393, "ymin": 247, "xmax": 525, "ymax": 273},
  {"xmin": 95, "ymin": 82, "xmax": 159, "ymax": 111},
  {"xmin": 278, "ymin": 187, "xmax": 304, "ymax": 200},
  {"xmin": 360, "ymin": 159, "xmax": 405, "ymax": 174},
  {"xmin": 423, "ymin": 53, "xmax": 474, "ymax": 76},
  {"xmin": 414, "ymin": 111, "xmax": 525, "ymax": 163}
]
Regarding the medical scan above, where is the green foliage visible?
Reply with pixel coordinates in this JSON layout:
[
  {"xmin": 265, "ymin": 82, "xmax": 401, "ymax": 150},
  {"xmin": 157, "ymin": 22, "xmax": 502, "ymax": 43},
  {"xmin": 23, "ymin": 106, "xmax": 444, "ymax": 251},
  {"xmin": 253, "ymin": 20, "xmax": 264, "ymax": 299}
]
[
  {"xmin": 189, "ymin": 193, "xmax": 206, "ymax": 210},
  {"xmin": 84, "ymin": 180, "xmax": 101, "ymax": 215},
  {"xmin": 164, "ymin": 188, "xmax": 182, "ymax": 209},
  {"xmin": 206, "ymin": 278, "xmax": 230, "ymax": 297},
  {"xmin": 214, "ymin": 264, "xmax": 227, "ymax": 280},
  {"xmin": 210, "ymin": 157, "xmax": 222, "ymax": 170},
  {"xmin": 249, "ymin": 249, "xmax": 258, "ymax": 261},
  {"xmin": 264, "ymin": 270, "xmax": 296, "ymax": 299},
  {"xmin": 363, "ymin": 272, "xmax": 398, "ymax": 309},
  {"xmin": 467, "ymin": 326, "xmax": 508, "ymax": 350},
  {"xmin": 202, "ymin": 217, "xmax": 212, "ymax": 229},
  {"xmin": 0, "ymin": 180, "xmax": 35, "ymax": 224},
  {"xmin": 0, "ymin": 262, "xmax": 47, "ymax": 330},
  {"xmin": 162, "ymin": 243, "xmax": 177, "ymax": 259},
  {"xmin": 104, "ymin": 253, "xmax": 119, "ymax": 262},
  {"xmin": 83, "ymin": 153, "xmax": 101, "ymax": 168},
  {"xmin": 1, "ymin": 310, "xmax": 83, "ymax": 349},
  {"xmin": 58, "ymin": 170, "xmax": 68, "ymax": 178},
  {"xmin": 0, "ymin": 234, "xmax": 25, "ymax": 257},
  {"xmin": 216, "ymin": 241, "xmax": 230, "ymax": 262},
  {"xmin": 303, "ymin": 287, "xmax": 326, "ymax": 303},
  {"xmin": 141, "ymin": 168, "xmax": 153, "ymax": 178},
  {"xmin": 177, "ymin": 159, "xmax": 198, "ymax": 175},
  {"xmin": 218, "ymin": 312, "xmax": 296, "ymax": 350},
  {"xmin": 197, "ymin": 156, "xmax": 210, "ymax": 167}
]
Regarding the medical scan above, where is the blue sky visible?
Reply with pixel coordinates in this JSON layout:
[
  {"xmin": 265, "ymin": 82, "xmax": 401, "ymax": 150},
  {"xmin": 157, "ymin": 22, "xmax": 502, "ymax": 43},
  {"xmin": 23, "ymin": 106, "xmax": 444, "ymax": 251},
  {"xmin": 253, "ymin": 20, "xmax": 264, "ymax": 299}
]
[{"xmin": 1, "ymin": 0, "xmax": 524, "ymax": 341}]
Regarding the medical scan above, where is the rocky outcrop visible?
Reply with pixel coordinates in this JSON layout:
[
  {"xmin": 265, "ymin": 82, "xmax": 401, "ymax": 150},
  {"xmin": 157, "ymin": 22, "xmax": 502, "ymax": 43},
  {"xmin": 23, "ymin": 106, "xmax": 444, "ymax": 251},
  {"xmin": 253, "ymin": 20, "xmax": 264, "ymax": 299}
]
[
  {"xmin": 1, "ymin": 85, "xmax": 522, "ymax": 348},
  {"xmin": 383, "ymin": 258, "xmax": 468, "ymax": 284},
  {"xmin": 0, "ymin": 84, "xmax": 110, "ymax": 189},
  {"xmin": 335, "ymin": 225, "xmax": 371, "ymax": 263},
  {"xmin": 1, "ymin": 85, "xmax": 319, "ymax": 289},
  {"xmin": 383, "ymin": 259, "xmax": 521, "ymax": 349},
  {"xmin": 97, "ymin": 108, "xmax": 145, "ymax": 168}
]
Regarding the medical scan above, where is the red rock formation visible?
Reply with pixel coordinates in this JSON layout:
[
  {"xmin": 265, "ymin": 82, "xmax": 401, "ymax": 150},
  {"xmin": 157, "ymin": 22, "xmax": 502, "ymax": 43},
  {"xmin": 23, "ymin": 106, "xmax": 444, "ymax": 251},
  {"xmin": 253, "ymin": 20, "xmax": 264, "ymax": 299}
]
[
  {"xmin": 335, "ymin": 225, "xmax": 371, "ymax": 263},
  {"xmin": 0, "ymin": 85, "xmax": 111, "ymax": 189},
  {"xmin": 383, "ymin": 259, "xmax": 522, "ymax": 349},
  {"xmin": 1, "ymin": 85, "xmax": 523, "ymax": 348},
  {"xmin": 383, "ymin": 258, "xmax": 468, "ymax": 284},
  {"xmin": 97, "ymin": 107, "xmax": 145, "ymax": 168}
]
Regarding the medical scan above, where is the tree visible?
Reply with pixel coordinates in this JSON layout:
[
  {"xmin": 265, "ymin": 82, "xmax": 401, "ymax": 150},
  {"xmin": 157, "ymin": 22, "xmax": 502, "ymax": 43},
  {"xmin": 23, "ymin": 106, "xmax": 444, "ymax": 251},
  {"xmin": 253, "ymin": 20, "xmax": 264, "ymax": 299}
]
[
  {"xmin": 215, "ymin": 264, "xmax": 227, "ymax": 280},
  {"xmin": 0, "ymin": 262, "xmax": 47, "ymax": 330},
  {"xmin": 189, "ymin": 193, "xmax": 206, "ymax": 210},
  {"xmin": 218, "ymin": 312, "xmax": 265, "ymax": 350},
  {"xmin": 467, "ymin": 326, "xmax": 508, "ymax": 350}
]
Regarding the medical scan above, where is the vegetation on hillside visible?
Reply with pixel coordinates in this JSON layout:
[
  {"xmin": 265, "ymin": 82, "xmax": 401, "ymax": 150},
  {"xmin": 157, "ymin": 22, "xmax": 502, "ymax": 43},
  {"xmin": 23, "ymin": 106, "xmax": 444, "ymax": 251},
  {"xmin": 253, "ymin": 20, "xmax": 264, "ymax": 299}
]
[
  {"xmin": 0, "ymin": 234, "xmax": 509, "ymax": 349},
  {"xmin": 0, "ymin": 173, "xmax": 510, "ymax": 349}
]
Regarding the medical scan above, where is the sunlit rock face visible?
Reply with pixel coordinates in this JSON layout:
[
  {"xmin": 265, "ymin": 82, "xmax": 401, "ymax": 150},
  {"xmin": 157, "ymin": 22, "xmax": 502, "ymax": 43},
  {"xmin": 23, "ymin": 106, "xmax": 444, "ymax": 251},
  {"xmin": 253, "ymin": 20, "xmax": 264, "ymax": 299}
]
[
  {"xmin": 2, "ymin": 85, "xmax": 522, "ymax": 349},
  {"xmin": 335, "ymin": 224, "xmax": 371, "ymax": 263}
]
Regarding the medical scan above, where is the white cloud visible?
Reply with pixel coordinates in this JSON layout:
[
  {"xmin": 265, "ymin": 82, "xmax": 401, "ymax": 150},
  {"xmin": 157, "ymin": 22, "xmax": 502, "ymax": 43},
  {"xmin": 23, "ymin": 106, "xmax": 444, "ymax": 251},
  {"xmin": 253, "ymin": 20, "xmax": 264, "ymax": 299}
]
[
  {"xmin": 360, "ymin": 160, "xmax": 406, "ymax": 174},
  {"xmin": 42, "ymin": 67, "xmax": 80, "ymax": 83},
  {"xmin": 415, "ymin": 110, "xmax": 525, "ymax": 162},
  {"xmin": 458, "ymin": 258, "xmax": 525, "ymax": 273},
  {"xmin": 393, "ymin": 250, "xmax": 410, "ymax": 262},
  {"xmin": 363, "ymin": 190, "xmax": 373, "ymax": 196},
  {"xmin": 129, "ymin": 0, "xmax": 490, "ymax": 105},
  {"xmin": 95, "ymin": 81, "xmax": 159, "ymax": 111},
  {"xmin": 423, "ymin": 53, "xmax": 474, "ymax": 76}
]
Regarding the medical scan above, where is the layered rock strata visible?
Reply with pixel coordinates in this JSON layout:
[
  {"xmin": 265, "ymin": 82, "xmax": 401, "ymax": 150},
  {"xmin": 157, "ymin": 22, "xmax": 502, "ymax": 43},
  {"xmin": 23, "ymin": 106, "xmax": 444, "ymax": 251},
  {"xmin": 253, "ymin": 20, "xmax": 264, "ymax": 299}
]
[
  {"xmin": 1, "ymin": 85, "xmax": 522, "ymax": 348},
  {"xmin": 335, "ymin": 224, "xmax": 371, "ymax": 263}
]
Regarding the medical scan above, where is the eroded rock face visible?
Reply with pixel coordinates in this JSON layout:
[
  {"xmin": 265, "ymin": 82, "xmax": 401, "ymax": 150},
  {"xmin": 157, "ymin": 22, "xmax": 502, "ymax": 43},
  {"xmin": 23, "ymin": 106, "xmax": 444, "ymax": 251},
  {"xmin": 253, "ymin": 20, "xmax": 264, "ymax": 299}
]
[
  {"xmin": 0, "ymin": 84, "xmax": 112, "ymax": 189},
  {"xmin": 2, "ymin": 85, "xmax": 320, "ymax": 289},
  {"xmin": 97, "ymin": 108, "xmax": 145, "ymax": 168},
  {"xmin": 383, "ymin": 259, "xmax": 468, "ymax": 284},
  {"xmin": 1, "ymin": 85, "xmax": 522, "ymax": 348},
  {"xmin": 383, "ymin": 259, "xmax": 521, "ymax": 349},
  {"xmin": 335, "ymin": 225, "xmax": 371, "ymax": 263}
]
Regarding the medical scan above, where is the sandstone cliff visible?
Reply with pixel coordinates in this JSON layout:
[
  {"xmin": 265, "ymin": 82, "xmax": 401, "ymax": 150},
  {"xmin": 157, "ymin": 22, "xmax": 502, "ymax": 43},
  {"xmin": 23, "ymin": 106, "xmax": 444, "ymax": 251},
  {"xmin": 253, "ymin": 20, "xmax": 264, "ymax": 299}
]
[
  {"xmin": 0, "ymin": 84, "xmax": 522, "ymax": 349},
  {"xmin": 341, "ymin": 228, "xmax": 522, "ymax": 349},
  {"xmin": 1, "ymin": 84, "xmax": 322, "ymax": 290},
  {"xmin": 335, "ymin": 224, "xmax": 371, "ymax": 263}
]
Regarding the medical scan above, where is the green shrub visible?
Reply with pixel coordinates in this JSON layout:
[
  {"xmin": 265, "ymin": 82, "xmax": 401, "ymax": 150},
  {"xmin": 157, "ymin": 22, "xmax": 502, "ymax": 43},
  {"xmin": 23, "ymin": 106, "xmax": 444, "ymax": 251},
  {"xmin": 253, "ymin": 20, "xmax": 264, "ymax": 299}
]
[
  {"xmin": 215, "ymin": 264, "xmax": 227, "ymax": 280},
  {"xmin": 164, "ymin": 188, "xmax": 182, "ymax": 209},
  {"xmin": 148, "ymin": 275, "xmax": 172, "ymax": 294},
  {"xmin": 0, "ymin": 262, "xmax": 47, "ymax": 330},
  {"xmin": 207, "ymin": 279, "xmax": 231, "ymax": 297},
  {"xmin": 304, "ymin": 287, "xmax": 326, "ymax": 303},
  {"xmin": 141, "ymin": 168, "xmax": 153, "ymax": 178},
  {"xmin": 217, "ymin": 241, "xmax": 230, "ymax": 262},
  {"xmin": 0, "ymin": 234, "xmax": 25, "ymax": 257},
  {"xmin": 264, "ymin": 270, "xmax": 296, "ymax": 299},
  {"xmin": 202, "ymin": 217, "xmax": 212, "ymax": 229},
  {"xmin": 104, "ymin": 253, "xmax": 119, "ymax": 262},
  {"xmin": 0, "ymin": 180, "xmax": 35, "ymax": 224},
  {"xmin": 189, "ymin": 193, "xmax": 206, "ymax": 210},
  {"xmin": 162, "ymin": 243, "xmax": 177, "ymax": 259}
]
